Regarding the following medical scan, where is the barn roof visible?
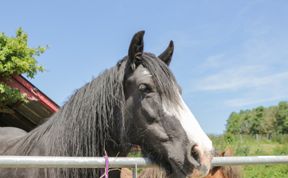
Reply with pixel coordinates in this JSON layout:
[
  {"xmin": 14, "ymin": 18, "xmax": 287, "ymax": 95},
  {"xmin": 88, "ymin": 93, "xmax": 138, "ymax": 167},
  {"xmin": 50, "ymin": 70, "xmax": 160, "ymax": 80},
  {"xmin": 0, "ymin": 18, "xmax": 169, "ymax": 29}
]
[{"xmin": 0, "ymin": 75, "xmax": 59, "ymax": 131}]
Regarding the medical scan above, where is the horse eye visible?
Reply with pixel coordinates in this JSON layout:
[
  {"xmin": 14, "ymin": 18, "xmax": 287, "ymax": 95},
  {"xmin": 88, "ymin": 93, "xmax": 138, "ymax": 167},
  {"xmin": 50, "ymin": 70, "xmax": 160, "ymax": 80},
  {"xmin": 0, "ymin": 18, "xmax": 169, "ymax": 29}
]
[{"xmin": 138, "ymin": 84, "xmax": 151, "ymax": 93}]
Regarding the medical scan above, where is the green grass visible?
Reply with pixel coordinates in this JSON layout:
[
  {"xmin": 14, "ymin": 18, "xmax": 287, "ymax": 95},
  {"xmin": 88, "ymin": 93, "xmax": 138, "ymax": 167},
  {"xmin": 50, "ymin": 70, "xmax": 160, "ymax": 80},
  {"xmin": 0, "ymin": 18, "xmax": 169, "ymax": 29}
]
[{"xmin": 210, "ymin": 134, "xmax": 288, "ymax": 178}]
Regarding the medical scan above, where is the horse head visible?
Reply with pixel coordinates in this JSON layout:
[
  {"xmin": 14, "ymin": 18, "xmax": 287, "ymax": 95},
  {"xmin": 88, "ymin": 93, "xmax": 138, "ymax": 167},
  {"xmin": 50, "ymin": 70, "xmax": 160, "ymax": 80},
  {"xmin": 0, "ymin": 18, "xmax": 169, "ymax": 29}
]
[{"xmin": 122, "ymin": 31, "xmax": 214, "ymax": 177}]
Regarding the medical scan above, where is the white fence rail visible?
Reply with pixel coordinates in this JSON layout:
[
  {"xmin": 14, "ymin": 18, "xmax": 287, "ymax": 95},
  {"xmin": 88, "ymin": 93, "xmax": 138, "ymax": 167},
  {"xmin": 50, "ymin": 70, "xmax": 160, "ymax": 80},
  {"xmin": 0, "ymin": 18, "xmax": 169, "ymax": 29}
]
[
  {"xmin": 0, "ymin": 156, "xmax": 287, "ymax": 178},
  {"xmin": 0, "ymin": 156, "xmax": 288, "ymax": 168}
]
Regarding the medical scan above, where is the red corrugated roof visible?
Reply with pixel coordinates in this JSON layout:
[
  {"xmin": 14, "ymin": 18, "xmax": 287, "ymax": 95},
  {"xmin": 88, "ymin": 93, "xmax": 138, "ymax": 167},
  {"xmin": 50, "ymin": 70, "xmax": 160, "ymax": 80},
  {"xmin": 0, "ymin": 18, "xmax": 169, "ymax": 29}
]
[
  {"xmin": 0, "ymin": 75, "xmax": 59, "ymax": 131},
  {"xmin": 8, "ymin": 75, "xmax": 59, "ymax": 112}
]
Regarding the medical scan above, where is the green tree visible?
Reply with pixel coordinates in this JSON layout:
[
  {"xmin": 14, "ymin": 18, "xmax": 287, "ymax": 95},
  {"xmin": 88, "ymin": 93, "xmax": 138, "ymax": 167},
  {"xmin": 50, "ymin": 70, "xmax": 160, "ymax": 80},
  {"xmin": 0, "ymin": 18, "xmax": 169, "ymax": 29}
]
[
  {"xmin": 0, "ymin": 28, "xmax": 46, "ymax": 108},
  {"xmin": 226, "ymin": 112, "xmax": 242, "ymax": 134},
  {"xmin": 262, "ymin": 106, "xmax": 277, "ymax": 135},
  {"xmin": 225, "ymin": 102, "xmax": 288, "ymax": 135},
  {"xmin": 275, "ymin": 101, "xmax": 288, "ymax": 134},
  {"xmin": 250, "ymin": 106, "xmax": 265, "ymax": 134},
  {"xmin": 240, "ymin": 113, "xmax": 252, "ymax": 134}
]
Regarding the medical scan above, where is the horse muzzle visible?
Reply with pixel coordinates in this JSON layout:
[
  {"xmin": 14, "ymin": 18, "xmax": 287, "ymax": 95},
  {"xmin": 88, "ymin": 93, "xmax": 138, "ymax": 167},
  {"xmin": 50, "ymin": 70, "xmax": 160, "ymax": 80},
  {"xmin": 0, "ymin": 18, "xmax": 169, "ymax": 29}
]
[{"xmin": 187, "ymin": 144, "xmax": 213, "ymax": 177}]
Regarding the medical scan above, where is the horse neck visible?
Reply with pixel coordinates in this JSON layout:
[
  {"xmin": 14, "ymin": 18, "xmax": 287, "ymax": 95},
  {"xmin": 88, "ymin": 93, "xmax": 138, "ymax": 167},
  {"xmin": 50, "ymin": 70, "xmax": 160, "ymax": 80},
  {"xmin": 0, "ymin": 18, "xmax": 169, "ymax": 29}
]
[
  {"xmin": 14, "ymin": 65, "xmax": 127, "ymax": 159},
  {"xmin": 47, "ymin": 67, "xmax": 126, "ymax": 156}
]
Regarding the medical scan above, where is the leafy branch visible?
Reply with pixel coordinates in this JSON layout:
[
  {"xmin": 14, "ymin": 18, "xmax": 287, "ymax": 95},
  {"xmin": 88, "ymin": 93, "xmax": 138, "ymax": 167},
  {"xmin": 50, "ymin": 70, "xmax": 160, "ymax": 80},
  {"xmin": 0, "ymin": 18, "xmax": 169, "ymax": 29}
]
[{"xmin": 0, "ymin": 28, "xmax": 46, "ymax": 107}]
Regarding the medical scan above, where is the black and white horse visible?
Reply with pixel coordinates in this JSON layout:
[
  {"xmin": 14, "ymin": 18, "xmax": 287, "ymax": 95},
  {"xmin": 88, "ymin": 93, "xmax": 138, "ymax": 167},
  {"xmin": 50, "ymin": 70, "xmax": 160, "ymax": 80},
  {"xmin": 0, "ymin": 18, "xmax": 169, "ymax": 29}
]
[{"xmin": 0, "ymin": 31, "xmax": 214, "ymax": 178}]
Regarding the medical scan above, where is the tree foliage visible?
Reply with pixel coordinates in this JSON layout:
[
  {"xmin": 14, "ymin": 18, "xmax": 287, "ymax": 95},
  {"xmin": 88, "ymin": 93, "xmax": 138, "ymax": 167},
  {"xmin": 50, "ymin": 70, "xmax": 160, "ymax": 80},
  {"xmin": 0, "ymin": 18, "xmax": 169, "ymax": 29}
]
[
  {"xmin": 0, "ymin": 28, "xmax": 46, "ymax": 107},
  {"xmin": 275, "ymin": 102, "xmax": 288, "ymax": 134},
  {"xmin": 226, "ymin": 101, "xmax": 288, "ymax": 135}
]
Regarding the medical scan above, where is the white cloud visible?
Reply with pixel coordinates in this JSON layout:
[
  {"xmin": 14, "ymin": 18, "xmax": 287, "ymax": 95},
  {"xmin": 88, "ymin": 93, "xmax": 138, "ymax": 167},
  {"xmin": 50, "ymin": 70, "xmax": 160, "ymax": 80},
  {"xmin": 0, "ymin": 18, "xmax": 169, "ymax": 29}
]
[
  {"xmin": 192, "ymin": 65, "xmax": 288, "ymax": 91},
  {"xmin": 225, "ymin": 95, "xmax": 288, "ymax": 108},
  {"xmin": 190, "ymin": 53, "xmax": 288, "ymax": 108},
  {"xmin": 199, "ymin": 54, "xmax": 226, "ymax": 69},
  {"xmin": 180, "ymin": 11, "xmax": 288, "ymax": 111},
  {"xmin": 191, "ymin": 27, "xmax": 288, "ymax": 93}
]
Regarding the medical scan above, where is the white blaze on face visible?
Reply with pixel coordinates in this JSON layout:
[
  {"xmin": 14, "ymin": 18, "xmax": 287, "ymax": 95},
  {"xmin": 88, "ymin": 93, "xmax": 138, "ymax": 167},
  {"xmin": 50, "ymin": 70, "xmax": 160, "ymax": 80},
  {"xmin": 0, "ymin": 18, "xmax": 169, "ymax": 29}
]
[
  {"xmin": 141, "ymin": 69, "xmax": 150, "ymax": 76},
  {"xmin": 141, "ymin": 67, "xmax": 212, "ymax": 152},
  {"xmin": 163, "ymin": 93, "xmax": 213, "ymax": 152}
]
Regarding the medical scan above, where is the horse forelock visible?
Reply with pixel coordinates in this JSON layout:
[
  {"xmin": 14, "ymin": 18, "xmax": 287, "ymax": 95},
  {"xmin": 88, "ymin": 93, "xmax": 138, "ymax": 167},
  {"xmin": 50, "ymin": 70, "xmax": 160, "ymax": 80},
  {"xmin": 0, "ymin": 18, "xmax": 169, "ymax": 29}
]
[{"xmin": 141, "ymin": 53, "xmax": 181, "ymax": 105}]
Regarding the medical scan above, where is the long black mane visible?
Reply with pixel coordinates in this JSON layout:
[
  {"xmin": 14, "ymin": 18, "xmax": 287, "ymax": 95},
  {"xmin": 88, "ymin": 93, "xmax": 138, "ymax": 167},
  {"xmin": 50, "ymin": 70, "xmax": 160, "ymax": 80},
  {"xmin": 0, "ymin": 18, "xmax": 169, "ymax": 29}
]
[
  {"xmin": 9, "ymin": 63, "xmax": 126, "ymax": 177},
  {"xmin": 7, "ymin": 54, "xmax": 180, "ymax": 178}
]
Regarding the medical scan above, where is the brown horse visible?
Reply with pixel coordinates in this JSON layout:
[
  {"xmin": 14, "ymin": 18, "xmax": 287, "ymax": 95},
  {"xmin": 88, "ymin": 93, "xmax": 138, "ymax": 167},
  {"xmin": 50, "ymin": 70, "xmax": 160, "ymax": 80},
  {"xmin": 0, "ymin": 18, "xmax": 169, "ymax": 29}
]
[
  {"xmin": 121, "ymin": 148, "xmax": 242, "ymax": 178},
  {"xmin": 199, "ymin": 148, "xmax": 242, "ymax": 178}
]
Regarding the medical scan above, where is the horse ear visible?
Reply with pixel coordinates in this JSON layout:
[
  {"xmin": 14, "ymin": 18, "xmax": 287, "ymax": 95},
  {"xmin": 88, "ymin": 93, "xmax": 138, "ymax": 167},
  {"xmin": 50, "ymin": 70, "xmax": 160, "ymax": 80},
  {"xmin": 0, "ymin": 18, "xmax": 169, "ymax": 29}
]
[
  {"xmin": 224, "ymin": 147, "xmax": 233, "ymax": 156},
  {"xmin": 158, "ymin": 40, "xmax": 174, "ymax": 66},
  {"xmin": 128, "ymin": 31, "xmax": 145, "ymax": 69}
]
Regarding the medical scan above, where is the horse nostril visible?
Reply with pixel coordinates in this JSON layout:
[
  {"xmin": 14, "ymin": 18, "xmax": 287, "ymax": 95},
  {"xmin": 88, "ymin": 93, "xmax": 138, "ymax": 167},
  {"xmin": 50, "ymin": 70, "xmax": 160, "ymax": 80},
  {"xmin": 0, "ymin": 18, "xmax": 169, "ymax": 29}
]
[{"xmin": 191, "ymin": 144, "xmax": 201, "ymax": 165}]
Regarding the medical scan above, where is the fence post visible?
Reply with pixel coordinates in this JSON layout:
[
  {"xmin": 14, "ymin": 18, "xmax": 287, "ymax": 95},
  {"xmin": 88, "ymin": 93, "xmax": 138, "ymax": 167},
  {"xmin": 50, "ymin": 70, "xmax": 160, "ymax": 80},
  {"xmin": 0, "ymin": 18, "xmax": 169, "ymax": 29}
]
[{"xmin": 132, "ymin": 164, "xmax": 138, "ymax": 178}]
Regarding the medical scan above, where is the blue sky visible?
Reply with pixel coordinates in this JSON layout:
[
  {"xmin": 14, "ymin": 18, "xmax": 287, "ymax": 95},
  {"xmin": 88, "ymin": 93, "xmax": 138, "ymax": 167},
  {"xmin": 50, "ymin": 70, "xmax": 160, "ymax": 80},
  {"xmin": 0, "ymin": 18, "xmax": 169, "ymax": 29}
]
[{"xmin": 1, "ymin": 0, "xmax": 288, "ymax": 134}]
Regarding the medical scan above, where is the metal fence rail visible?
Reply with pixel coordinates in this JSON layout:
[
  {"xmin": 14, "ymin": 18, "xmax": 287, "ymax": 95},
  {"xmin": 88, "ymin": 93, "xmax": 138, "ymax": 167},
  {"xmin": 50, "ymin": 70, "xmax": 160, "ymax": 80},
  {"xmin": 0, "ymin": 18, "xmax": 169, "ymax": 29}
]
[
  {"xmin": 0, "ymin": 156, "xmax": 151, "ymax": 168},
  {"xmin": 212, "ymin": 156, "xmax": 288, "ymax": 166},
  {"xmin": 0, "ymin": 156, "xmax": 288, "ymax": 168}
]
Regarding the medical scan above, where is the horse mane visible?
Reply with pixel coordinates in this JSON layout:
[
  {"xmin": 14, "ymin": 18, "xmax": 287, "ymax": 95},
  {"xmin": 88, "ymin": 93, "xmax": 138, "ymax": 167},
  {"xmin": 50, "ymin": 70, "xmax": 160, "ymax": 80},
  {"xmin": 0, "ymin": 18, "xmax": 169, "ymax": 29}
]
[
  {"xmin": 141, "ymin": 53, "xmax": 179, "ymax": 105},
  {"xmin": 13, "ymin": 64, "xmax": 126, "ymax": 177},
  {"xmin": 220, "ymin": 165, "xmax": 242, "ymax": 178},
  {"xmin": 208, "ymin": 165, "xmax": 242, "ymax": 178},
  {"xmin": 50, "ymin": 64, "xmax": 127, "ymax": 155},
  {"xmin": 138, "ymin": 166, "xmax": 167, "ymax": 178}
]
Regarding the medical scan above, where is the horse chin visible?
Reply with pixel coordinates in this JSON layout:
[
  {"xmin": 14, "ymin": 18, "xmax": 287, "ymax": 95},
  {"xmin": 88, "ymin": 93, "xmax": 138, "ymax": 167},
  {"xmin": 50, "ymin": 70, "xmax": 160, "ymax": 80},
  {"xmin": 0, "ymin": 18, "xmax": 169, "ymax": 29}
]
[
  {"xmin": 141, "ymin": 149, "xmax": 191, "ymax": 178},
  {"xmin": 164, "ymin": 160, "xmax": 188, "ymax": 178}
]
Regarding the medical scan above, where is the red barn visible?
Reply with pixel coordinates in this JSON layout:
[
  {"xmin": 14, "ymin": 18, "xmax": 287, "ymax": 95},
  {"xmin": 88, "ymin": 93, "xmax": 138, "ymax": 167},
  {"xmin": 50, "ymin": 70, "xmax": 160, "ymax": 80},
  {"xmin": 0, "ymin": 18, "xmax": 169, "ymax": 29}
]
[{"xmin": 0, "ymin": 75, "xmax": 59, "ymax": 131}]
